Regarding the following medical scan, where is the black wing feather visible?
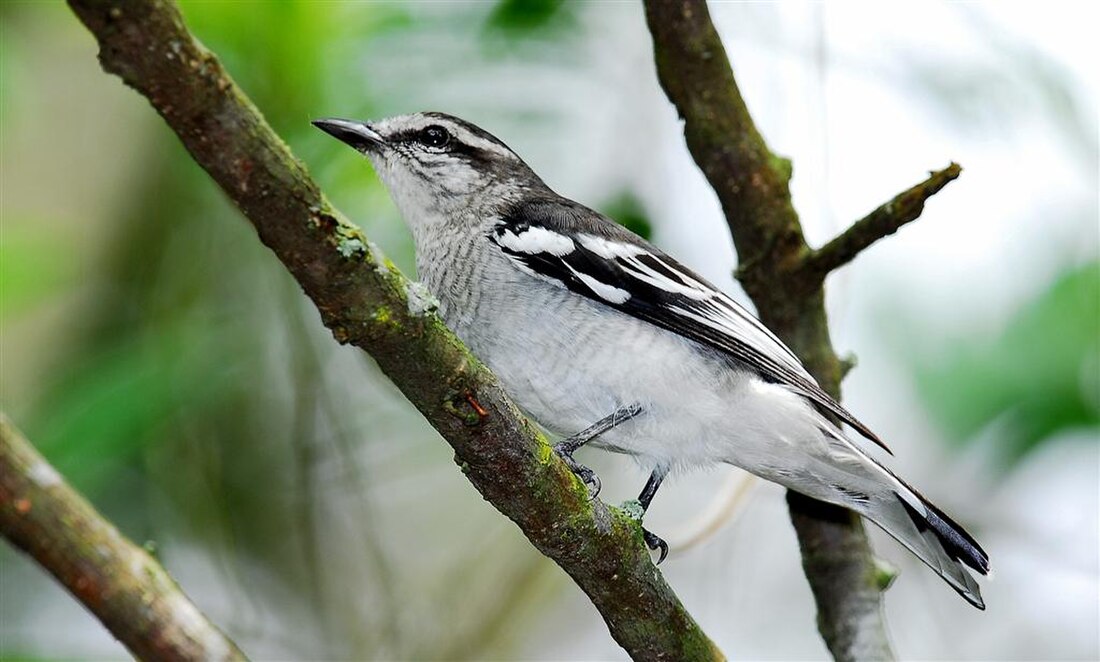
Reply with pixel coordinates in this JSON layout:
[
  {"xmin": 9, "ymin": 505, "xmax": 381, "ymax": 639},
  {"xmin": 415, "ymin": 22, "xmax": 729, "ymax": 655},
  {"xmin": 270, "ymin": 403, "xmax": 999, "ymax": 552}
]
[{"xmin": 490, "ymin": 197, "xmax": 889, "ymax": 453}]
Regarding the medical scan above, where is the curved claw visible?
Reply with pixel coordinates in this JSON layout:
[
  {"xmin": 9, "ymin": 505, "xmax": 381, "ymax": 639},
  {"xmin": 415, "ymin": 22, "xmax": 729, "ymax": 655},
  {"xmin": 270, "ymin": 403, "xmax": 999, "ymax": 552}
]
[
  {"xmin": 578, "ymin": 467, "xmax": 602, "ymax": 500},
  {"xmin": 554, "ymin": 446, "xmax": 602, "ymax": 500},
  {"xmin": 643, "ymin": 529, "xmax": 669, "ymax": 565}
]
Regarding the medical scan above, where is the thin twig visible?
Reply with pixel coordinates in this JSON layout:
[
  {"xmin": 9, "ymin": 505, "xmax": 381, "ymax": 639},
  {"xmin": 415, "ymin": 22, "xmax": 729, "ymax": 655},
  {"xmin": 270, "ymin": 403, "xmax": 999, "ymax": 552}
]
[
  {"xmin": 64, "ymin": 0, "xmax": 722, "ymax": 659},
  {"xmin": 0, "ymin": 413, "xmax": 248, "ymax": 661},
  {"xmin": 805, "ymin": 163, "xmax": 962, "ymax": 280}
]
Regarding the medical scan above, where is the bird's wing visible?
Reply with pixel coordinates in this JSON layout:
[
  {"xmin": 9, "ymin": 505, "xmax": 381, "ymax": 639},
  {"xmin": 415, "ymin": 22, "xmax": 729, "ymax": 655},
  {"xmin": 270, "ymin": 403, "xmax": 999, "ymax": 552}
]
[{"xmin": 489, "ymin": 197, "xmax": 888, "ymax": 452}]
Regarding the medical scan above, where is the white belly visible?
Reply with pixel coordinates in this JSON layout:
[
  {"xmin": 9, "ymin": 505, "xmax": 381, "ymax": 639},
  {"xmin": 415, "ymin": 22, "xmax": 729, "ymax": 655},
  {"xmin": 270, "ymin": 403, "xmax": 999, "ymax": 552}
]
[{"xmin": 445, "ymin": 275, "xmax": 823, "ymax": 474}]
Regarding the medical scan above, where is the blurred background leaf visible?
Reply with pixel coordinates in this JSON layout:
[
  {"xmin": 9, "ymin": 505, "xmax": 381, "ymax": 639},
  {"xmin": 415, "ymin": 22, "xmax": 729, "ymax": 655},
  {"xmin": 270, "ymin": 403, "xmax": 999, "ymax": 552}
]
[
  {"xmin": 484, "ymin": 0, "xmax": 574, "ymax": 41},
  {"xmin": 915, "ymin": 261, "xmax": 1100, "ymax": 466},
  {"xmin": 601, "ymin": 191, "xmax": 655, "ymax": 241},
  {"xmin": 0, "ymin": 222, "xmax": 78, "ymax": 321}
]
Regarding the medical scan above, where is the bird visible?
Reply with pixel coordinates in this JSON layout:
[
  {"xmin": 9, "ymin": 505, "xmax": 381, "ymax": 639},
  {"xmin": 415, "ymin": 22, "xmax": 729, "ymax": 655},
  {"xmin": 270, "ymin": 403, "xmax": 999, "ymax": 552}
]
[{"xmin": 312, "ymin": 111, "xmax": 990, "ymax": 609}]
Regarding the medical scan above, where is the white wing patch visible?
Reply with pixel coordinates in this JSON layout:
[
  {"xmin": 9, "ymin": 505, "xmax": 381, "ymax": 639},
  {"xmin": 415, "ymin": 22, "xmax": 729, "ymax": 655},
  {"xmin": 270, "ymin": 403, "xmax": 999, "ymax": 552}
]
[
  {"xmin": 494, "ymin": 226, "xmax": 631, "ymax": 303},
  {"xmin": 569, "ymin": 268, "xmax": 631, "ymax": 304},
  {"xmin": 577, "ymin": 234, "xmax": 647, "ymax": 259},
  {"xmin": 619, "ymin": 255, "xmax": 712, "ymax": 301},
  {"xmin": 496, "ymin": 226, "xmax": 806, "ymax": 375},
  {"xmin": 495, "ymin": 225, "xmax": 576, "ymax": 256},
  {"xmin": 596, "ymin": 238, "xmax": 807, "ymax": 374}
]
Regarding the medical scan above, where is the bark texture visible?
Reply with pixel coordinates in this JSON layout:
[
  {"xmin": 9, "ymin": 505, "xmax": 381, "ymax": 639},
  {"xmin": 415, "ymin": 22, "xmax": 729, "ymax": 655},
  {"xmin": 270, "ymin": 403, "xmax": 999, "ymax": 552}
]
[
  {"xmin": 643, "ymin": 1, "xmax": 959, "ymax": 660},
  {"xmin": 0, "ymin": 413, "xmax": 248, "ymax": 661},
  {"xmin": 61, "ymin": 0, "xmax": 722, "ymax": 659}
]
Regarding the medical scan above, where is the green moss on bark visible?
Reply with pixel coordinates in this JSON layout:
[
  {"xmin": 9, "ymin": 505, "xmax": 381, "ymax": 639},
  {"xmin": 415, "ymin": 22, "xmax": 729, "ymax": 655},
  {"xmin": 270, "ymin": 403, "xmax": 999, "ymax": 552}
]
[{"xmin": 65, "ymin": 0, "xmax": 722, "ymax": 658}]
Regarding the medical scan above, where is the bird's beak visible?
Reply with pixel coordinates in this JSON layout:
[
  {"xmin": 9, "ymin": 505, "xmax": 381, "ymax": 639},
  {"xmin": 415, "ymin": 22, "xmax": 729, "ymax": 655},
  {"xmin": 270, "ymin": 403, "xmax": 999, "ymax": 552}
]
[{"xmin": 311, "ymin": 118, "xmax": 385, "ymax": 152}]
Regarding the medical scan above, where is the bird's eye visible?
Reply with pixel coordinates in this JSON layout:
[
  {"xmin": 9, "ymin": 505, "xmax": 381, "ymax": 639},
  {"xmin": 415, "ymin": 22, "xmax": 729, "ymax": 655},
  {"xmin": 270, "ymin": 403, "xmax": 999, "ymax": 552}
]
[{"xmin": 418, "ymin": 125, "xmax": 451, "ymax": 149}]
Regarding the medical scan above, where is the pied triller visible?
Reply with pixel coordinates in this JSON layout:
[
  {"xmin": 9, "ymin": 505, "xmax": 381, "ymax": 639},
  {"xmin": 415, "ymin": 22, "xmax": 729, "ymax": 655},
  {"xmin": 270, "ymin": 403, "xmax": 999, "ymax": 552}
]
[{"xmin": 312, "ymin": 112, "xmax": 990, "ymax": 608}]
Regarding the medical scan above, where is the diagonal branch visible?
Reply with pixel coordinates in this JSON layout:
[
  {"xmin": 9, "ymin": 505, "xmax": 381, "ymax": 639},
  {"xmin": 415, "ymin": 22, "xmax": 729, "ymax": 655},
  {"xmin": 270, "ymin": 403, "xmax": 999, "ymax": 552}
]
[
  {"xmin": 804, "ymin": 163, "xmax": 962, "ymax": 281},
  {"xmin": 0, "ymin": 413, "xmax": 248, "ymax": 661},
  {"xmin": 64, "ymin": 0, "xmax": 721, "ymax": 659},
  {"xmin": 644, "ymin": 1, "xmax": 909, "ymax": 660}
]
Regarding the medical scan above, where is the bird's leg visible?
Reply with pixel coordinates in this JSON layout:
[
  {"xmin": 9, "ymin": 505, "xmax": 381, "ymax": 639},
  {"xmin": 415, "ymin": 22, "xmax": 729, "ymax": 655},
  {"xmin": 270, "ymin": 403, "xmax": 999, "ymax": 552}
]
[
  {"xmin": 637, "ymin": 467, "xmax": 670, "ymax": 564},
  {"xmin": 553, "ymin": 402, "xmax": 643, "ymax": 498}
]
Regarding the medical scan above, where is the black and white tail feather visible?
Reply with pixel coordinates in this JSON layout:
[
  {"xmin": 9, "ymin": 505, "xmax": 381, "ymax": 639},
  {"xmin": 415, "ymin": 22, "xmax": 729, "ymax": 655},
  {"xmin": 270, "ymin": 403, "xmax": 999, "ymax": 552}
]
[{"xmin": 490, "ymin": 195, "xmax": 990, "ymax": 608}]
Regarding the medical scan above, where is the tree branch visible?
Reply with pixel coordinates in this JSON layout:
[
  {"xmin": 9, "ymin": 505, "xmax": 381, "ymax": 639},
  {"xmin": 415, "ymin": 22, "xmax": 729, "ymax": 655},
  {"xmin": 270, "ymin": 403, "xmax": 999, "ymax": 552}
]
[
  {"xmin": 0, "ymin": 413, "xmax": 247, "ymax": 661},
  {"xmin": 64, "ymin": 1, "xmax": 721, "ymax": 659},
  {"xmin": 643, "ymin": 1, "xmax": 924, "ymax": 659},
  {"xmin": 804, "ymin": 163, "xmax": 962, "ymax": 281}
]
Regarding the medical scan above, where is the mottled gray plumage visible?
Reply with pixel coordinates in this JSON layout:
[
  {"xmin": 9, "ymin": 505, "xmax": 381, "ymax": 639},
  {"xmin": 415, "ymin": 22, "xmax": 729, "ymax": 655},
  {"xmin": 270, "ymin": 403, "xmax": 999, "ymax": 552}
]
[{"xmin": 313, "ymin": 112, "xmax": 989, "ymax": 608}]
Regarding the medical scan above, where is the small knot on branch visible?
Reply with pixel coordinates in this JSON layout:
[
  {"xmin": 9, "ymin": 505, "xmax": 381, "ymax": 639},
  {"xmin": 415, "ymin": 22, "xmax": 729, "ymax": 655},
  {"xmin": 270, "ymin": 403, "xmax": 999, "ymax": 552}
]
[
  {"xmin": 838, "ymin": 353, "xmax": 858, "ymax": 379},
  {"xmin": 444, "ymin": 391, "xmax": 489, "ymax": 427}
]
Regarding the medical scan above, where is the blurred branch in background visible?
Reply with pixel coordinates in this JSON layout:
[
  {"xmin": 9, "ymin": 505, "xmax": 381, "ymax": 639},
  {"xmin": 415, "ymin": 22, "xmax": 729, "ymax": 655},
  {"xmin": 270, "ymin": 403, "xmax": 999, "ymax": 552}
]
[
  {"xmin": 644, "ymin": 2, "xmax": 962, "ymax": 659},
  {"xmin": 0, "ymin": 413, "xmax": 247, "ymax": 661},
  {"xmin": 804, "ymin": 163, "xmax": 962, "ymax": 281},
  {"xmin": 62, "ymin": 0, "xmax": 721, "ymax": 659}
]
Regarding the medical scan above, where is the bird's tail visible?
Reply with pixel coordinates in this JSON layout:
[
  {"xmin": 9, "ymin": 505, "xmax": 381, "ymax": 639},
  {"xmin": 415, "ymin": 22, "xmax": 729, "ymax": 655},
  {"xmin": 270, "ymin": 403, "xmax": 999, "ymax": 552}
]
[
  {"xmin": 724, "ymin": 383, "xmax": 990, "ymax": 606},
  {"xmin": 859, "ymin": 474, "xmax": 990, "ymax": 609},
  {"xmin": 785, "ymin": 419, "xmax": 991, "ymax": 607}
]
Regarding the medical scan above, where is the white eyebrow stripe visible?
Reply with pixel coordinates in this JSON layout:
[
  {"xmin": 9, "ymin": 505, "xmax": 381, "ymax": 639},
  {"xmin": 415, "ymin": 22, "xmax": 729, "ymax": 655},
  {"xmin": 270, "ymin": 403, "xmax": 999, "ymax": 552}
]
[
  {"xmin": 495, "ymin": 226, "xmax": 576, "ymax": 256},
  {"xmin": 452, "ymin": 125, "xmax": 515, "ymax": 158}
]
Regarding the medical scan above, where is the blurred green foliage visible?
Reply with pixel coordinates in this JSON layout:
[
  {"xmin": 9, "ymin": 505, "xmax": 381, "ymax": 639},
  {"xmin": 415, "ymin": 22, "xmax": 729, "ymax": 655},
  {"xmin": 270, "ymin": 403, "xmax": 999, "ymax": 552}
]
[
  {"xmin": 31, "ymin": 327, "xmax": 232, "ymax": 491},
  {"xmin": 916, "ymin": 261, "xmax": 1100, "ymax": 464},
  {"xmin": 486, "ymin": 0, "xmax": 571, "ymax": 35},
  {"xmin": 0, "ymin": 223, "xmax": 78, "ymax": 322},
  {"xmin": 602, "ymin": 191, "xmax": 655, "ymax": 241}
]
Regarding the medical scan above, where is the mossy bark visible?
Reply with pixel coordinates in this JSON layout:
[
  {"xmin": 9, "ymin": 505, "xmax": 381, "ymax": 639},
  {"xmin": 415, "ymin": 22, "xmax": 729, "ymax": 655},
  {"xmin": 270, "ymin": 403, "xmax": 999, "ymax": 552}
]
[{"xmin": 60, "ymin": 0, "xmax": 723, "ymax": 659}]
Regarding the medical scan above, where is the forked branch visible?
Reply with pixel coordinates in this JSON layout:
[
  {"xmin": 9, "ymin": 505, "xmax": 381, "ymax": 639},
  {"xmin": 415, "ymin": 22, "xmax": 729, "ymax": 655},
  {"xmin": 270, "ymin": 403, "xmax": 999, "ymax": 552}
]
[{"xmin": 805, "ymin": 163, "xmax": 962, "ymax": 281}]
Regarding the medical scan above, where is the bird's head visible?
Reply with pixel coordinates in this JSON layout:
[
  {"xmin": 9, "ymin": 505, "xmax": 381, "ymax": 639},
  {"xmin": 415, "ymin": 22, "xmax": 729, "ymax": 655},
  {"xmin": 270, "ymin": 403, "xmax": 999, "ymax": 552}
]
[{"xmin": 313, "ymin": 112, "xmax": 543, "ymax": 226}]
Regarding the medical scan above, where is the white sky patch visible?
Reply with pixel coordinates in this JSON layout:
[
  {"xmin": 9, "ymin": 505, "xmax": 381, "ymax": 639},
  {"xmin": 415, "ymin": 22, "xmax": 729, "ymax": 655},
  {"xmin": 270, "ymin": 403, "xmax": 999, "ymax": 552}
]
[{"xmin": 496, "ymin": 226, "xmax": 576, "ymax": 256}]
